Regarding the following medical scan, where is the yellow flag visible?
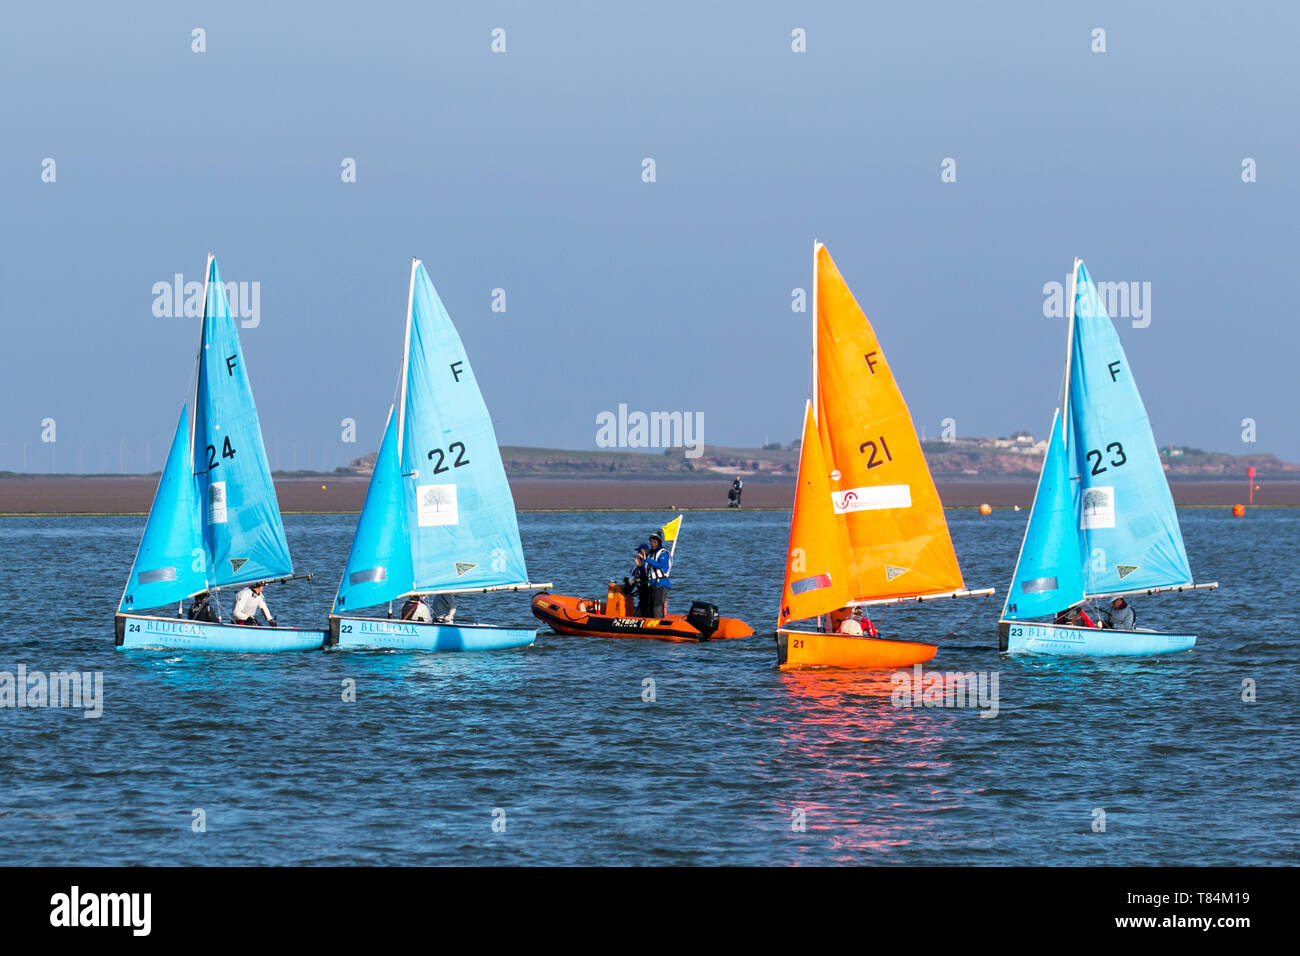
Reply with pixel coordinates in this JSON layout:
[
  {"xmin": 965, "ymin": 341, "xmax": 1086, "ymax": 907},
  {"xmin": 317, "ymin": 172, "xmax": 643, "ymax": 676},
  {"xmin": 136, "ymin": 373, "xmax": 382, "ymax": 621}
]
[{"xmin": 661, "ymin": 514, "xmax": 683, "ymax": 542}]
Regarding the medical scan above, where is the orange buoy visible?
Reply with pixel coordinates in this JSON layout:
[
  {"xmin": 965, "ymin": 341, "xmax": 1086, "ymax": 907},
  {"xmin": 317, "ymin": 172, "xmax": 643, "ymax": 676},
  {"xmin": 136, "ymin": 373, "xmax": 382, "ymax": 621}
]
[
  {"xmin": 978, "ymin": 503, "xmax": 992, "ymax": 515},
  {"xmin": 1232, "ymin": 503, "xmax": 1246, "ymax": 517}
]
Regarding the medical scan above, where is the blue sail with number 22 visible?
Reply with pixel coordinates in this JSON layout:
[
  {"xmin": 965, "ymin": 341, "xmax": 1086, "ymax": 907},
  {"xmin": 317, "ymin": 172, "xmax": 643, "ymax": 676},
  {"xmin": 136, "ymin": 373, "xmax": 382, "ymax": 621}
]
[{"xmin": 333, "ymin": 260, "xmax": 529, "ymax": 612}]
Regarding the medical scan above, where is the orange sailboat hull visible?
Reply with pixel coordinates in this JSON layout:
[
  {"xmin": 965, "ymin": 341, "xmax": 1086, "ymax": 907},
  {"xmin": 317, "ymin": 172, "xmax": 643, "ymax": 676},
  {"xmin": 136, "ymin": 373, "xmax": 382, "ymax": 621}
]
[{"xmin": 776, "ymin": 628, "xmax": 937, "ymax": 671}]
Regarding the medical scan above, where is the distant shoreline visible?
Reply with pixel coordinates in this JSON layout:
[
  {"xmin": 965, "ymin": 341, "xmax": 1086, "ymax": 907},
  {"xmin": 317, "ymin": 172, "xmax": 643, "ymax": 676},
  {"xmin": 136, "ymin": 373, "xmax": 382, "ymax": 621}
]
[{"xmin": 0, "ymin": 476, "xmax": 1289, "ymax": 515}]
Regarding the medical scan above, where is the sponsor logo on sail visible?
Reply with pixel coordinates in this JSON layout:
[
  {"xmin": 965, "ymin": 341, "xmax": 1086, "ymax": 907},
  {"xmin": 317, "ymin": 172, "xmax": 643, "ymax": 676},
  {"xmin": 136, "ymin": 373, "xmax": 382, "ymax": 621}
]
[
  {"xmin": 831, "ymin": 484, "xmax": 911, "ymax": 514},
  {"xmin": 1080, "ymin": 486, "xmax": 1115, "ymax": 529},
  {"xmin": 208, "ymin": 481, "xmax": 227, "ymax": 524},
  {"xmin": 885, "ymin": 565, "xmax": 910, "ymax": 581},
  {"xmin": 1116, "ymin": 564, "xmax": 1139, "ymax": 579},
  {"xmin": 416, "ymin": 484, "xmax": 459, "ymax": 527},
  {"xmin": 455, "ymin": 562, "xmax": 477, "ymax": 576}
]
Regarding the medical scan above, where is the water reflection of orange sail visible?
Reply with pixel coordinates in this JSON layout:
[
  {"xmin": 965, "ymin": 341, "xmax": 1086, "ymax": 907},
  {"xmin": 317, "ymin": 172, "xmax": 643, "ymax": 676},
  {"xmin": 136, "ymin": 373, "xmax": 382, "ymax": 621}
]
[
  {"xmin": 779, "ymin": 401, "xmax": 854, "ymax": 628},
  {"xmin": 766, "ymin": 669, "xmax": 957, "ymax": 859},
  {"xmin": 814, "ymin": 244, "xmax": 965, "ymax": 602}
]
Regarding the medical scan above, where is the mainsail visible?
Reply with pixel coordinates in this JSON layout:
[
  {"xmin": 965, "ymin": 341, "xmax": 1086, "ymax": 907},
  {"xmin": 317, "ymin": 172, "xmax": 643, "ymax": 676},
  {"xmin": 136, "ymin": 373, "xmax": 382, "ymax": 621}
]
[
  {"xmin": 1066, "ymin": 260, "xmax": 1192, "ymax": 597},
  {"xmin": 192, "ymin": 255, "xmax": 294, "ymax": 588},
  {"xmin": 1004, "ymin": 259, "xmax": 1194, "ymax": 620},
  {"xmin": 333, "ymin": 260, "xmax": 530, "ymax": 612},
  {"xmin": 812, "ymin": 243, "xmax": 967, "ymax": 604},
  {"xmin": 119, "ymin": 406, "xmax": 206, "ymax": 612}
]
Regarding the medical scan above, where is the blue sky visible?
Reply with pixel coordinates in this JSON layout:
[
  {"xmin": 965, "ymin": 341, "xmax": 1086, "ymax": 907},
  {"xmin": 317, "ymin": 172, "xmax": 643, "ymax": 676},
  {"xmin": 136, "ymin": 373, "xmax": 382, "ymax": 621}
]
[{"xmin": 3, "ymin": 1, "xmax": 1297, "ymax": 472}]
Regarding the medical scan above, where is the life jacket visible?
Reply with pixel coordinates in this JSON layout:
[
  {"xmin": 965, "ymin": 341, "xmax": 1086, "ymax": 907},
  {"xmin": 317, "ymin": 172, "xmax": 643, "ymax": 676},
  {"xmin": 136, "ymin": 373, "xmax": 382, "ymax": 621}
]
[
  {"xmin": 863, "ymin": 617, "xmax": 878, "ymax": 638},
  {"xmin": 400, "ymin": 598, "xmax": 423, "ymax": 621},
  {"xmin": 646, "ymin": 547, "xmax": 672, "ymax": 584}
]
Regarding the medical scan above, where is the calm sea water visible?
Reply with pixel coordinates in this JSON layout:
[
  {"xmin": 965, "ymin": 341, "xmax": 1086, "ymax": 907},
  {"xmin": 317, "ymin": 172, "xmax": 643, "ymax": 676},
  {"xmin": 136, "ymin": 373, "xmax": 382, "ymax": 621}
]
[{"xmin": 0, "ymin": 508, "xmax": 1295, "ymax": 866}]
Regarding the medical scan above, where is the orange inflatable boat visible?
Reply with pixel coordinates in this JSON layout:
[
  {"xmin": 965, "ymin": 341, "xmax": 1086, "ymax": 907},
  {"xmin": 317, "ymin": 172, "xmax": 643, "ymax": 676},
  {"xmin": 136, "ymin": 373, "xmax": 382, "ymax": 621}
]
[{"xmin": 532, "ymin": 586, "xmax": 753, "ymax": 643}]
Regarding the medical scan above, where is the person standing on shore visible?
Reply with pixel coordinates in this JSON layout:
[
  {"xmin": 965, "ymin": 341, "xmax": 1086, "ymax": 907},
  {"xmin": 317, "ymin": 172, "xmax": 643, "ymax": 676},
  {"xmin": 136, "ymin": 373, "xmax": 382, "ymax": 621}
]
[{"xmin": 728, "ymin": 476, "xmax": 744, "ymax": 508}]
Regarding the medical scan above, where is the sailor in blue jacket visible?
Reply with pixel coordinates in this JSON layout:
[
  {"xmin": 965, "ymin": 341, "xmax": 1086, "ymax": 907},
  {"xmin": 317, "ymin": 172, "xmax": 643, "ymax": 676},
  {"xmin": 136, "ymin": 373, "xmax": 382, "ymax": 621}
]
[{"xmin": 643, "ymin": 531, "xmax": 672, "ymax": 617}]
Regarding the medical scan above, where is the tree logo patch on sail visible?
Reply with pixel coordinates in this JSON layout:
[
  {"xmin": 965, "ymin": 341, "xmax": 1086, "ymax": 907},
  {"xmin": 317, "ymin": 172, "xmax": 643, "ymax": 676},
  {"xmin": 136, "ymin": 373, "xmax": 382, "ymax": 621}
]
[
  {"xmin": 229, "ymin": 557, "xmax": 247, "ymax": 573},
  {"xmin": 886, "ymin": 565, "xmax": 910, "ymax": 581},
  {"xmin": 416, "ymin": 484, "xmax": 459, "ymax": 527},
  {"xmin": 208, "ymin": 481, "xmax": 228, "ymax": 524},
  {"xmin": 1116, "ymin": 564, "xmax": 1139, "ymax": 579},
  {"xmin": 455, "ymin": 562, "xmax": 477, "ymax": 576},
  {"xmin": 1080, "ymin": 486, "xmax": 1115, "ymax": 529},
  {"xmin": 831, "ymin": 484, "xmax": 911, "ymax": 514}
]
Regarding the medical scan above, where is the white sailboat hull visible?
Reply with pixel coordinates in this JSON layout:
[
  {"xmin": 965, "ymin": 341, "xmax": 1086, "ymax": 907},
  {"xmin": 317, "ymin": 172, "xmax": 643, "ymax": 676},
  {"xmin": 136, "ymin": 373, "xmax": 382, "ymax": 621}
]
[{"xmin": 999, "ymin": 620, "xmax": 1196, "ymax": 656}]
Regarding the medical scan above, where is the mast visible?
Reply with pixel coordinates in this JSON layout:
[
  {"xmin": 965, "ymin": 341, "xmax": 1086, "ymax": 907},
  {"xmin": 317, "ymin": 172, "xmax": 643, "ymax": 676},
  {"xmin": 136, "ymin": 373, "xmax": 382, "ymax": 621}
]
[
  {"xmin": 811, "ymin": 239, "xmax": 820, "ymax": 424},
  {"xmin": 191, "ymin": 253, "xmax": 213, "ymax": 471},
  {"xmin": 194, "ymin": 253, "xmax": 213, "ymax": 593},
  {"xmin": 396, "ymin": 258, "xmax": 420, "ymax": 595},
  {"xmin": 395, "ymin": 258, "xmax": 418, "ymax": 462},
  {"xmin": 1060, "ymin": 257, "xmax": 1080, "ymax": 453}
]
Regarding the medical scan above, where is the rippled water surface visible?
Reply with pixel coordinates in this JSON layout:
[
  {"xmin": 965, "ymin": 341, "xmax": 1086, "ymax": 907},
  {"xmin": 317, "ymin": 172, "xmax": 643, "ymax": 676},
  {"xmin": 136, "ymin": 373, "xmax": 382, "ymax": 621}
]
[{"xmin": 0, "ymin": 509, "xmax": 1295, "ymax": 865}]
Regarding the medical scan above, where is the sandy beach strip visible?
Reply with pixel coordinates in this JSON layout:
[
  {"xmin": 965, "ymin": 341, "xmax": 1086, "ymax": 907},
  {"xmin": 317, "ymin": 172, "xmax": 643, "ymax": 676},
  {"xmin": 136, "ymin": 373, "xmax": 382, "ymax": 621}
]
[{"xmin": 0, "ymin": 476, "xmax": 1291, "ymax": 515}]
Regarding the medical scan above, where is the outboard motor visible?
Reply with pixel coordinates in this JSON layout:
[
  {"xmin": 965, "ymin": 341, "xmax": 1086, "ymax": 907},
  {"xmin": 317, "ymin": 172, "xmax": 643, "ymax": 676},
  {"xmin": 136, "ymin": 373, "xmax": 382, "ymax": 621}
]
[{"xmin": 686, "ymin": 601, "xmax": 720, "ymax": 640}]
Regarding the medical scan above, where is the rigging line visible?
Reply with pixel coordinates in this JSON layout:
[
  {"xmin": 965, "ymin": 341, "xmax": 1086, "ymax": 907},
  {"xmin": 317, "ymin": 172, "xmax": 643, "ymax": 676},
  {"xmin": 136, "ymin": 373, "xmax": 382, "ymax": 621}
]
[{"xmin": 938, "ymin": 589, "xmax": 995, "ymax": 640}]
